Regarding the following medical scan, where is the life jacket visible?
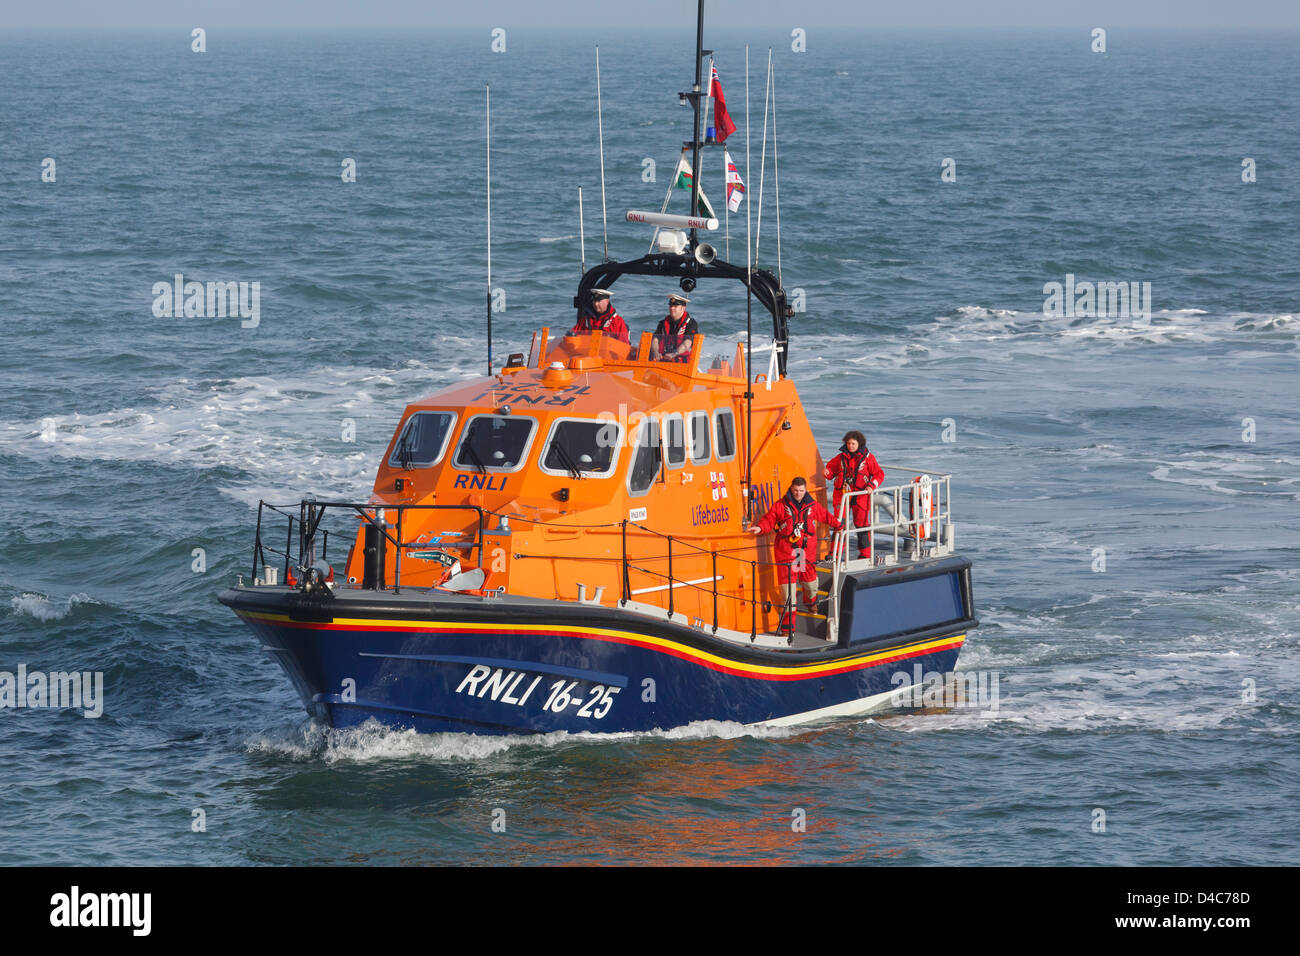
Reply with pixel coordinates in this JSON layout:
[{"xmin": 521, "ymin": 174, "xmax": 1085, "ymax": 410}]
[
  {"xmin": 776, "ymin": 493, "xmax": 817, "ymax": 547},
  {"xmin": 656, "ymin": 311, "xmax": 694, "ymax": 359},
  {"xmin": 574, "ymin": 308, "xmax": 623, "ymax": 334},
  {"xmin": 835, "ymin": 446, "xmax": 870, "ymax": 492}
]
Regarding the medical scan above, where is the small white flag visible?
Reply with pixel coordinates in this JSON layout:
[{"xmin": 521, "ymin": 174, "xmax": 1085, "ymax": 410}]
[{"xmin": 724, "ymin": 150, "xmax": 745, "ymax": 213}]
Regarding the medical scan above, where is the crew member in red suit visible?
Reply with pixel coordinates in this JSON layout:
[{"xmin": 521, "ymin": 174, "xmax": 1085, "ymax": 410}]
[
  {"xmin": 747, "ymin": 477, "xmax": 842, "ymax": 636},
  {"xmin": 649, "ymin": 292, "xmax": 698, "ymax": 362},
  {"xmin": 569, "ymin": 288, "xmax": 629, "ymax": 343},
  {"xmin": 823, "ymin": 429, "xmax": 891, "ymax": 557}
]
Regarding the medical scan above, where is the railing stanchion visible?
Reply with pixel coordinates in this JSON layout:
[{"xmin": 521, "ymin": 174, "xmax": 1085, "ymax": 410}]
[
  {"xmin": 750, "ymin": 560, "xmax": 757, "ymax": 641},
  {"xmin": 711, "ymin": 549, "xmax": 718, "ymax": 634},
  {"xmin": 785, "ymin": 559, "xmax": 794, "ymax": 645},
  {"xmin": 667, "ymin": 535, "xmax": 673, "ymax": 619},
  {"xmin": 252, "ymin": 502, "xmax": 264, "ymax": 582},
  {"xmin": 285, "ymin": 516, "xmax": 294, "ymax": 579},
  {"xmin": 894, "ymin": 488, "xmax": 901, "ymax": 564},
  {"xmin": 621, "ymin": 520, "xmax": 629, "ymax": 606},
  {"xmin": 394, "ymin": 508, "xmax": 402, "ymax": 593}
]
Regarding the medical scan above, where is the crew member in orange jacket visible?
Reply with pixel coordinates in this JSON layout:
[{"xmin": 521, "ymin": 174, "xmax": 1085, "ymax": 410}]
[
  {"xmin": 747, "ymin": 477, "xmax": 842, "ymax": 635},
  {"xmin": 823, "ymin": 429, "xmax": 889, "ymax": 557},
  {"xmin": 569, "ymin": 288, "xmax": 629, "ymax": 343}
]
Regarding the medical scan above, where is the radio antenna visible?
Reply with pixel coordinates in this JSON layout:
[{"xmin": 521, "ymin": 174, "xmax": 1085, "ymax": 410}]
[
  {"xmin": 772, "ymin": 60, "xmax": 783, "ymax": 287},
  {"xmin": 755, "ymin": 49, "xmax": 771, "ymax": 267},
  {"xmin": 578, "ymin": 186, "xmax": 587, "ymax": 277},
  {"xmin": 485, "ymin": 84, "xmax": 493, "ymax": 377},
  {"xmin": 596, "ymin": 47, "xmax": 610, "ymax": 261}
]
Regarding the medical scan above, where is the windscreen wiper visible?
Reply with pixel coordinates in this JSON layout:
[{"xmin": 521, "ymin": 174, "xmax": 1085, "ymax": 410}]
[
  {"xmin": 551, "ymin": 442, "xmax": 585, "ymax": 480},
  {"xmin": 461, "ymin": 441, "xmax": 487, "ymax": 474},
  {"xmin": 397, "ymin": 430, "xmax": 414, "ymax": 470}
]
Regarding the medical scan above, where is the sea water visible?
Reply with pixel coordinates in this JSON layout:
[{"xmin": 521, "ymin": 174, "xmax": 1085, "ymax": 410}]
[{"xmin": 1, "ymin": 29, "xmax": 1296, "ymax": 865}]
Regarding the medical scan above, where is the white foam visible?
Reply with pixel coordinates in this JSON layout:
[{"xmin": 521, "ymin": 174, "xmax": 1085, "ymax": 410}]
[
  {"xmin": 875, "ymin": 678, "xmax": 1241, "ymax": 735},
  {"xmin": 1149, "ymin": 451, "xmax": 1299, "ymax": 498},
  {"xmin": 925, "ymin": 306, "xmax": 1299, "ymax": 353},
  {"xmin": 8, "ymin": 592, "xmax": 96, "ymax": 622},
  {"xmin": 244, "ymin": 715, "xmax": 802, "ymax": 763},
  {"xmin": 0, "ymin": 357, "xmax": 488, "ymax": 509}
]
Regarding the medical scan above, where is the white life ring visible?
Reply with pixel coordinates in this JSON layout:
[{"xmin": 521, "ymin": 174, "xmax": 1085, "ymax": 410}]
[{"xmin": 910, "ymin": 475, "xmax": 934, "ymax": 539}]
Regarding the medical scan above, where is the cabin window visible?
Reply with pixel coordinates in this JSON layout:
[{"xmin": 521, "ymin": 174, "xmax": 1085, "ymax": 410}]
[
  {"xmin": 714, "ymin": 408, "xmax": 737, "ymax": 462},
  {"xmin": 663, "ymin": 413, "xmax": 686, "ymax": 469},
  {"xmin": 539, "ymin": 418, "xmax": 621, "ymax": 478},
  {"xmin": 454, "ymin": 414, "xmax": 538, "ymax": 473},
  {"xmin": 389, "ymin": 411, "xmax": 456, "ymax": 469},
  {"xmin": 688, "ymin": 410, "xmax": 711, "ymax": 465},
  {"xmin": 627, "ymin": 418, "xmax": 661, "ymax": 496}
]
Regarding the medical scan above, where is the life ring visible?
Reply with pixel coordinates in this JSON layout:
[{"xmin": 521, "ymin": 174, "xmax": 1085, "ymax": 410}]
[{"xmin": 910, "ymin": 475, "xmax": 934, "ymax": 540}]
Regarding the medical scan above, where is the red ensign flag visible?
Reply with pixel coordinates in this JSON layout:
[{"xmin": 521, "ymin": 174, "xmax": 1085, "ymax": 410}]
[{"xmin": 710, "ymin": 63, "xmax": 737, "ymax": 143}]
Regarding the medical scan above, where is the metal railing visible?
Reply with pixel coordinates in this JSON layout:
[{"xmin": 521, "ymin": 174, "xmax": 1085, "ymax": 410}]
[
  {"xmin": 247, "ymin": 471, "xmax": 952, "ymax": 646},
  {"xmin": 617, "ymin": 521, "xmax": 829, "ymax": 644},
  {"xmin": 247, "ymin": 497, "xmax": 833, "ymax": 644},
  {"xmin": 251, "ymin": 500, "xmax": 486, "ymax": 594},
  {"xmin": 826, "ymin": 464, "xmax": 954, "ymax": 643}
]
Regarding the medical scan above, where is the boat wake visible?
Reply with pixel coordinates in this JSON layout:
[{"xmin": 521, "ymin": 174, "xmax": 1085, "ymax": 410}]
[{"xmin": 244, "ymin": 716, "xmax": 805, "ymax": 763}]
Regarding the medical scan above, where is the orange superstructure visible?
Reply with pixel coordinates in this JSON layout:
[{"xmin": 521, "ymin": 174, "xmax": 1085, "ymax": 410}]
[
  {"xmin": 344, "ymin": 328, "xmax": 830, "ymax": 636},
  {"xmin": 219, "ymin": 0, "xmax": 979, "ymax": 737}
]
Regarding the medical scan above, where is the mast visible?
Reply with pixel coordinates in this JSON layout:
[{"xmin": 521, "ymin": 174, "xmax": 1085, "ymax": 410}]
[
  {"xmin": 574, "ymin": 0, "xmax": 790, "ymax": 373},
  {"xmin": 485, "ymin": 84, "xmax": 493, "ymax": 376},
  {"xmin": 687, "ymin": 0, "xmax": 705, "ymax": 248},
  {"xmin": 744, "ymin": 45, "xmax": 753, "ymax": 523}
]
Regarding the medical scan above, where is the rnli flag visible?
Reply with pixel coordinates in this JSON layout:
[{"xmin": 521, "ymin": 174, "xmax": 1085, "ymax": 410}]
[
  {"xmin": 673, "ymin": 152, "xmax": 717, "ymax": 220},
  {"xmin": 724, "ymin": 150, "xmax": 745, "ymax": 213},
  {"xmin": 709, "ymin": 63, "xmax": 737, "ymax": 143}
]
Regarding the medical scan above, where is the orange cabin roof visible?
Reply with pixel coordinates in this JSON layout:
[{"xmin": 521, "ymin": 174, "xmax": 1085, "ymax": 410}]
[{"xmin": 346, "ymin": 328, "xmax": 832, "ymax": 633}]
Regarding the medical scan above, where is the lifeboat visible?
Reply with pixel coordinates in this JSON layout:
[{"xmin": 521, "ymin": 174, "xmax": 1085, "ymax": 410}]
[{"xmin": 218, "ymin": 5, "xmax": 977, "ymax": 735}]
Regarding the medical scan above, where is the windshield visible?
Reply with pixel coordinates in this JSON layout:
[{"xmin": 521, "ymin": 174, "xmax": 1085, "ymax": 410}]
[
  {"xmin": 542, "ymin": 419, "xmax": 620, "ymax": 477},
  {"xmin": 389, "ymin": 411, "xmax": 456, "ymax": 468},
  {"xmin": 454, "ymin": 415, "xmax": 537, "ymax": 472}
]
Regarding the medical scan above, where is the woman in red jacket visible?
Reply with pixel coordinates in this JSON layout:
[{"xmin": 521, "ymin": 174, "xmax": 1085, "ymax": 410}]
[
  {"xmin": 823, "ymin": 430, "xmax": 889, "ymax": 557},
  {"xmin": 747, "ymin": 477, "xmax": 842, "ymax": 635}
]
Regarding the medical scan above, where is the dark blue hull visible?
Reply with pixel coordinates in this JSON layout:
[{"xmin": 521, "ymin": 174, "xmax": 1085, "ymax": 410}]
[{"xmin": 221, "ymin": 586, "xmax": 972, "ymax": 735}]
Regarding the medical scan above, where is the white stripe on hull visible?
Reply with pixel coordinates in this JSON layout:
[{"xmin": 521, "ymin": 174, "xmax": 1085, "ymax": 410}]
[{"xmin": 756, "ymin": 684, "xmax": 908, "ymax": 727}]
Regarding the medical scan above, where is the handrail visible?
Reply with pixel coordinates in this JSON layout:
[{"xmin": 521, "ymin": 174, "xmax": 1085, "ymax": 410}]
[
  {"xmin": 251, "ymin": 500, "xmax": 487, "ymax": 591},
  {"xmin": 618, "ymin": 519, "xmax": 838, "ymax": 643},
  {"xmin": 826, "ymin": 468, "xmax": 954, "ymax": 643},
  {"xmin": 832, "ymin": 476, "xmax": 951, "ymax": 562},
  {"xmin": 251, "ymin": 496, "xmax": 856, "ymax": 644}
]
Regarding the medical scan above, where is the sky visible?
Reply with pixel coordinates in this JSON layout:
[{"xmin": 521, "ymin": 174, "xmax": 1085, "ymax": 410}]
[{"xmin": 6, "ymin": 0, "xmax": 1300, "ymax": 31}]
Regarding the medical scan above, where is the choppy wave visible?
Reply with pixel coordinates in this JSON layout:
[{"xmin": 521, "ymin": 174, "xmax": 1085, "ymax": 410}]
[
  {"xmin": 0, "ymin": 358, "xmax": 486, "ymax": 507},
  {"xmin": 7, "ymin": 592, "xmax": 98, "ymax": 622},
  {"xmin": 935, "ymin": 306, "xmax": 1296, "ymax": 348}
]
